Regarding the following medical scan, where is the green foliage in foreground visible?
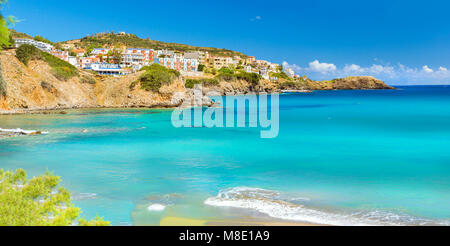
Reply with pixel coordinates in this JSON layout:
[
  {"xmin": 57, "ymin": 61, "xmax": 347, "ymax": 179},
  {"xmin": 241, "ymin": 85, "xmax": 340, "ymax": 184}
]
[
  {"xmin": 0, "ymin": 169, "xmax": 110, "ymax": 226},
  {"xmin": 0, "ymin": 1, "xmax": 16, "ymax": 49},
  {"xmin": 185, "ymin": 78, "xmax": 219, "ymax": 88},
  {"xmin": 15, "ymin": 44, "xmax": 79, "ymax": 80},
  {"xmin": 136, "ymin": 63, "xmax": 179, "ymax": 92}
]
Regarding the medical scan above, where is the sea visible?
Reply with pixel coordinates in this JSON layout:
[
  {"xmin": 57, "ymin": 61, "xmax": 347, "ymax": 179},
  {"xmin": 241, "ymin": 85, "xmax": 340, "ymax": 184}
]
[{"xmin": 0, "ymin": 85, "xmax": 449, "ymax": 225}]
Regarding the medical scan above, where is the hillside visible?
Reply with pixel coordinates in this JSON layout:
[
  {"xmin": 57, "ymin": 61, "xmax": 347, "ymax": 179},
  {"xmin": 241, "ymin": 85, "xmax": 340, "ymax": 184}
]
[
  {"xmin": 9, "ymin": 29, "xmax": 33, "ymax": 39},
  {"xmin": 62, "ymin": 32, "xmax": 248, "ymax": 58},
  {"xmin": 0, "ymin": 49, "xmax": 213, "ymax": 113}
]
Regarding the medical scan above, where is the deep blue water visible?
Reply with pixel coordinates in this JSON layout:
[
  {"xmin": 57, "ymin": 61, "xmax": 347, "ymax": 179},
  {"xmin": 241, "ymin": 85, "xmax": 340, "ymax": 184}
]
[{"xmin": 0, "ymin": 86, "xmax": 449, "ymax": 225}]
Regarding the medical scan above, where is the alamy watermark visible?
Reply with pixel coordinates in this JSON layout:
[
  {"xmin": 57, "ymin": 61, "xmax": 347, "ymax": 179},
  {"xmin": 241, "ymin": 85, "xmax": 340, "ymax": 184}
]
[{"xmin": 171, "ymin": 85, "xmax": 279, "ymax": 138}]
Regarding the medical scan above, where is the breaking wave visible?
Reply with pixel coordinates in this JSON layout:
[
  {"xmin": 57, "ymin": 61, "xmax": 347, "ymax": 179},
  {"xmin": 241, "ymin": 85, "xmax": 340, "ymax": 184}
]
[{"xmin": 204, "ymin": 187, "xmax": 449, "ymax": 226}]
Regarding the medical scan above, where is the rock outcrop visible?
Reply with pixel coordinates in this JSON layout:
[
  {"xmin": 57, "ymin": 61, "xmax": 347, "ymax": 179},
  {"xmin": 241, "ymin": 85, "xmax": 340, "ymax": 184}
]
[{"xmin": 303, "ymin": 76, "xmax": 395, "ymax": 90}]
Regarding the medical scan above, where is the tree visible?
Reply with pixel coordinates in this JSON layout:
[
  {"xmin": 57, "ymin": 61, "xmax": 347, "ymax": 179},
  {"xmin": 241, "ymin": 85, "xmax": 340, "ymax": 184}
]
[
  {"xmin": 0, "ymin": 169, "xmax": 110, "ymax": 226},
  {"xmin": 109, "ymin": 48, "xmax": 122, "ymax": 64},
  {"xmin": 54, "ymin": 43, "xmax": 63, "ymax": 50},
  {"xmin": 197, "ymin": 64, "xmax": 205, "ymax": 72},
  {"xmin": 278, "ymin": 64, "xmax": 283, "ymax": 73},
  {"xmin": 0, "ymin": 0, "xmax": 16, "ymax": 49}
]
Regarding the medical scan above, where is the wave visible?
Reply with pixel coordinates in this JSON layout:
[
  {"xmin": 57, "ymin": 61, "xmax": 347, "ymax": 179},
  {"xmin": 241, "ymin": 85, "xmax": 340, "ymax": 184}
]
[
  {"xmin": 204, "ymin": 187, "xmax": 449, "ymax": 226},
  {"xmin": 73, "ymin": 192, "xmax": 97, "ymax": 200},
  {"xmin": 147, "ymin": 204, "xmax": 166, "ymax": 212}
]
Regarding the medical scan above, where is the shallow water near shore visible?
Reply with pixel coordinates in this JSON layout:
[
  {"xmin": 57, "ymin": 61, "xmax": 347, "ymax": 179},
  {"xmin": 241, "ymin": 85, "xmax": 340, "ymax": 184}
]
[{"xmin": 0, "ymin": 86, "xmax": 449, "ymax": 225}]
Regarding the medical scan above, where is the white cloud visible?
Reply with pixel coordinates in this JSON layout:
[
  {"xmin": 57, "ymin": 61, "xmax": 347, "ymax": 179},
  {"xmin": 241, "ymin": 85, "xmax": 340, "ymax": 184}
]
[
  {"xmin": 282, "ymin": 60, "xmax": 450, "ymax": 85},
  {"xmin": 308, "ymin": 60, "xmax": 337, "ymax": 74},
  {"xmin": 422, "ymin": 65, "xmax": 433, "ymax": 73},
  {"xmin": 343, "ymin": 64, "xmax": 364, "ymax": 73},
  {"xmin": 250, "ymin": 16, "xmax": 262, "ymax": 21}
]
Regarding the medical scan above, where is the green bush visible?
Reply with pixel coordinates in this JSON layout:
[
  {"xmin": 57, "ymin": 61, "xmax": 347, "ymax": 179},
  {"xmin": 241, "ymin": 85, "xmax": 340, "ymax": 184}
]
[
  {"xmin": 197, "ymin": 64, "xmax": 205, "ymax": 72},
  {"xmin": 51, "ymin": 67, "xmax": 78, "ymax": 81},
  {"xmin": 0, "ymin": 169, "xmax": 110, "ymax": 226},
  {"xmin": 185, "ymin": 79, "xmax": 199, "ymax": 88},
  {"xmin": 34, "ymin": 35, "xmax": 54, "ymax": 45},
  {"xmin": 280, "ymin": 81, "xmax": 298, "ymax": 89},
  {"xmin": 234, "ymin": 72, "xmax": 262, "ymax": 86},
  {"xmin": 270, "ymin": 72, "xmax": 291, "ymax": 81},
  {"xmin": 80, "ymin": 75, "xmax": 96, "ymax": 85},
  {"xmin": 129, "ymin": 80, "xmax": 138, "ymax": 90},
  {"xmin": 218, "ymin": 67, "xmax": 234, "ymax": 75},
  {"xmin": 137, "ymin": 64, "xmax": 179, "ymax": 92},
  {"xmin": 140, "ymin": 63, "xmax": 180, "ymax": 77},
  {"xmin": 40, "ymin": 81, "xmax": 55, "ymax": 92},
  {"xmin": 185, "ymin": 78, "xmax": 219, "ymax": 88},
  {"xmin": 15, "ymin": 44, "xmax": 41, "ymax": 65}
]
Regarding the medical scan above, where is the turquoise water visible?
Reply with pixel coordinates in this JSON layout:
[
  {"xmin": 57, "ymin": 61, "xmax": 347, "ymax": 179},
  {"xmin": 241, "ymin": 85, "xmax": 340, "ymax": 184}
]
[{"xmin": 0, "ymin": 86, "xmax": 449, "ymax": 225}]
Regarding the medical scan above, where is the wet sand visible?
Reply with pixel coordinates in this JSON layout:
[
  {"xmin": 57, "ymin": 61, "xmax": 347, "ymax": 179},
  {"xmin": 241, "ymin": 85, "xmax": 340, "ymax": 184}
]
[{"xmin": 159, "ymin": 216, "xmax": 324, "ymax": 226}]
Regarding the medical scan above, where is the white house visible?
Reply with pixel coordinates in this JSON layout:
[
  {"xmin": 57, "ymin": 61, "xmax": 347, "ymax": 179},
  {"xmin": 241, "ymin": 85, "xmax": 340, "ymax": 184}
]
[
  {"xmin": 90, "ymin": 63, "xmax": 129, "ymax": 76},
  {"xmin": 68, "ymin": 56, "xmax": 78, "ymax": 67},
  {"xmin": 90, "ymin": 48, "xmax": 110, "ymax": 56},
  {"xmin": 14, "ymin": 38, "xmax": 54, "ymax": 53}
]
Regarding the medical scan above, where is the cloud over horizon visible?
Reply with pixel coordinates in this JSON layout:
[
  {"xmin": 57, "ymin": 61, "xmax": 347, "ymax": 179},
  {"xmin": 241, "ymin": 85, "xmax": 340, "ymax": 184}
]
[{"xmin": 283, "ymin": 60, "xmax": 450, "ymax": 85}]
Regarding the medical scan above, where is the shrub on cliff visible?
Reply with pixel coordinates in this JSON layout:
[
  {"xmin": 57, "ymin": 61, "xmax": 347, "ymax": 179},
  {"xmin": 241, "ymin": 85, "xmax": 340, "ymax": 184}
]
[
  {"xmin": 137, "ymin": 64, "xmax": 179, "ymax": 92},
  {"xmin": 140, "ymin": 63, "xmax": 180, "ymax": 77},
  {"xmin": 270, "ymin": 71, "xmax": 291, "ymax": 81},
  {"xmin": 15, "ymin": 44, "xmax": 41, "ymax": 65},
  {"xmin": 280, "ymin": 81, "xmax": 298, "ymax": 89},
  {"xmin": 0, "ymin": 169, "xmax": 110, "ymax": 226},
  {"xmin": 234, "ymin": 72, "xmax": 262, "ymax": 86},
  {"xmin": 185, "ymin": 78, "xmax": 219, "ymax": 88},
  {"xmin": 51, "ymin": 66, "xmax": 78, "ymax": 81},
  {"xmin": 0, "ymin": 66, "xmax": 6, "ymax": 98},
  {"xmin": 197, "ymin": 64, "xmax": 205, "ymax": 72},
  {"xmin": 34, "ymin": 35, "xmax": 54, "ymax": 45},
  {"xmin": 80, "ymin": 75, "xmax": 96, "ymax": 85}
]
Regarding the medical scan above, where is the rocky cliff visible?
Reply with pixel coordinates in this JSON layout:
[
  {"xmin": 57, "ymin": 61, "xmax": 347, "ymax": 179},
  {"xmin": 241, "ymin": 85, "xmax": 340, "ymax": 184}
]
[{"xmin": 0, "ymin": 50, "xmax": 212, "ymax": 113}]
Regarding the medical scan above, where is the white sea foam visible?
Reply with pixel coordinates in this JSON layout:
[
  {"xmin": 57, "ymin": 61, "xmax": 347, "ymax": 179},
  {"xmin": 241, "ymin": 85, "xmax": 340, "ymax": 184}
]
[
  {"xmin": 0, "ymin": 128, "xmax": 49, "ymax": 135},
  {"xmin": 73, "ymin": 193, "xmax": 97, "ymax": 200},
  {"xmin": 147, "ymin": 204, "xmax": 166, "ymax": 212},
  {"xmin": 204, "ymin": 187, "xmax": 448, "ymax": 226}
]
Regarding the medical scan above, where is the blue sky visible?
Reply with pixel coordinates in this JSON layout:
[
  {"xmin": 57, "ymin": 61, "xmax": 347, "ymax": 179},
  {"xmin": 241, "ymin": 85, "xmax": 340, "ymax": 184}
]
[{"xmin": 4, "ymin": 0, "xmax": 450, "ymax": 85}]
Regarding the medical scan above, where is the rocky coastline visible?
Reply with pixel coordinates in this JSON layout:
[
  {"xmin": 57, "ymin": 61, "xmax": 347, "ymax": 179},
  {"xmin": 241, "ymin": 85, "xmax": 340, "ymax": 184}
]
[{"xmin": 0, "ymin": 49, "xmax": 394, "ymax": 115}]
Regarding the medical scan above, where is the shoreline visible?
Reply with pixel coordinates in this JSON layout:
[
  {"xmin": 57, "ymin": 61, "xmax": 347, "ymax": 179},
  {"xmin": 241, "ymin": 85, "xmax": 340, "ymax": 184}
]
[
  {"xmin": 0, "ymin": 105, "xmax": 177, "ymax": 115},
  {"xmin": 158, "ymin": 216, "xmax": 325, "ymax": 226},
  {"xmin": 0, "ymin": 87, "xmax": 398, "ymax": 115}
]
